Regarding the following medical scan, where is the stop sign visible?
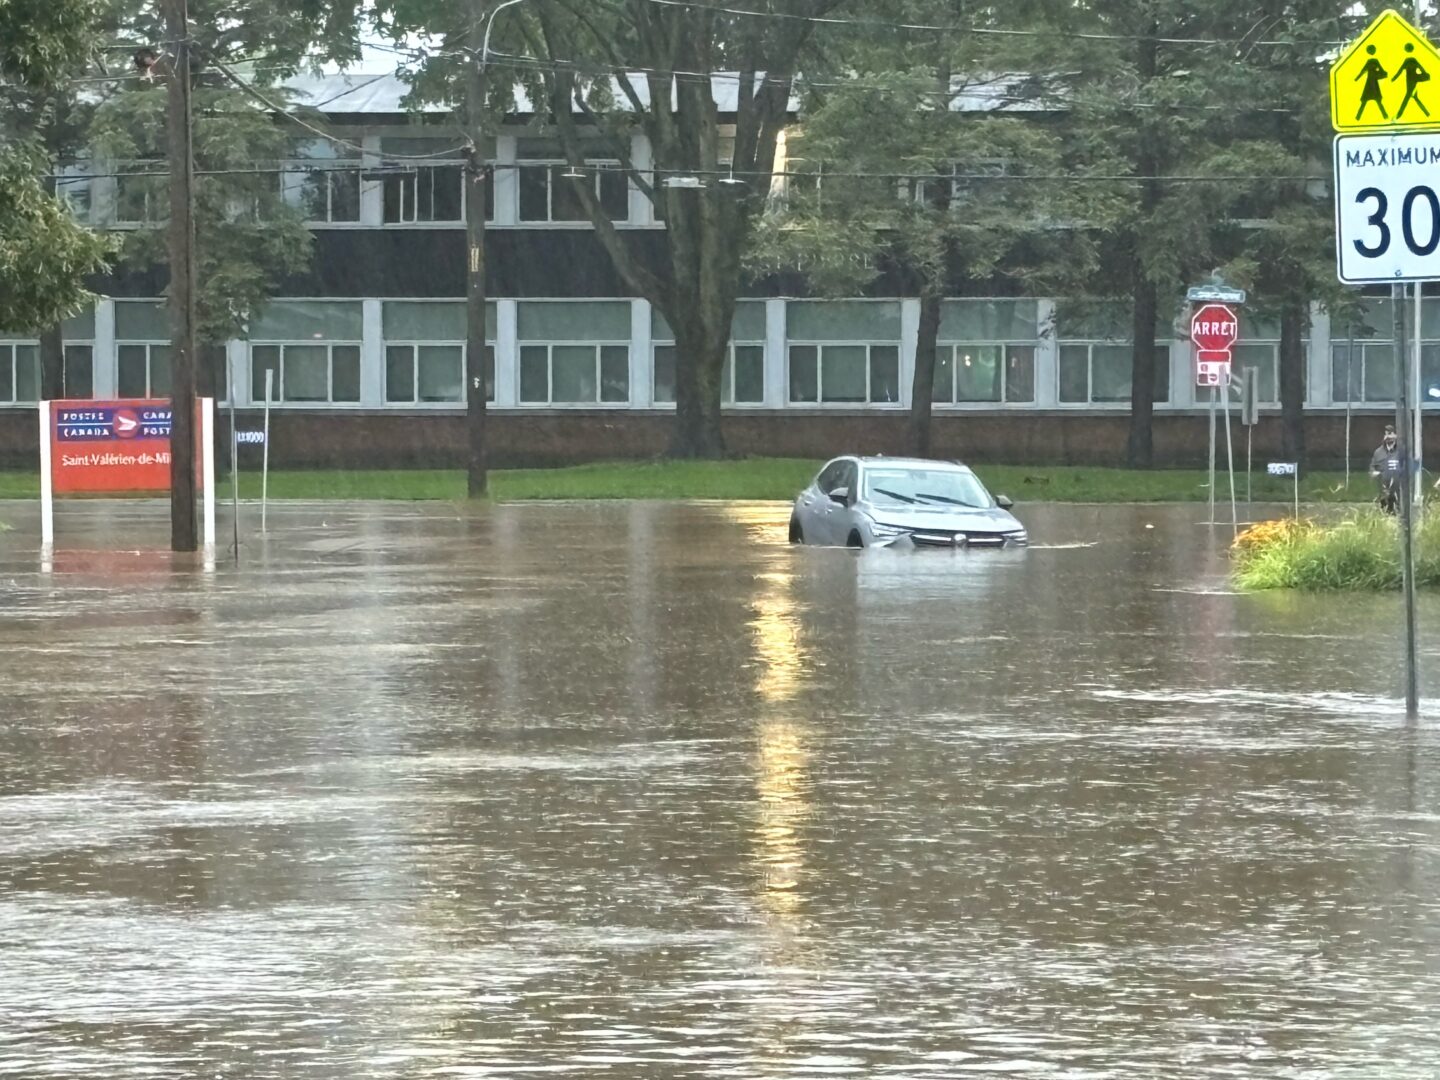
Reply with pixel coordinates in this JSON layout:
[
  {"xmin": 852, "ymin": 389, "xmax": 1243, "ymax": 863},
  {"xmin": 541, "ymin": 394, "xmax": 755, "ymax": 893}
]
[{"xmin": 1190, "ymin": 303, "xmax": 1238, "ymax": 351}]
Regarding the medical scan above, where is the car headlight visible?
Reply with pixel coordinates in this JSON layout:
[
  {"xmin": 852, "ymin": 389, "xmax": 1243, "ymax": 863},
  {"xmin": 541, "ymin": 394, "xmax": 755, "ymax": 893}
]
[
  {"xmin": 869, "ymin": 521, "xmax": 907, "ymax": 538},
  {"xmin": 1003, "ymin": 530, "xmax": 1029, "ymax": 544}
]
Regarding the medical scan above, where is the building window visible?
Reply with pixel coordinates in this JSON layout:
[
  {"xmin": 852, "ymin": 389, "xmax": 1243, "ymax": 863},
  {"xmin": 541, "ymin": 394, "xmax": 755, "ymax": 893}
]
[
  {"xmin": 63, "ymin": 345, "xmax": 94, "ymax": 398},
  {"xmin": 385, "ymin": 344, "xmax": 494, "ymax": 404},
  {"xmin": 652, "ymin": 344, "xmax": 765, "ymax": 405},
  {"xmin": 115, "ymin": 167, "xmax": 166, "ymax": 225},
  {"xmin": 282, "ymin": 140, "xmax": 361, "ymax": 224},
  {"xmin": 518, "ymin": 162, "xmax": 629, "ymax": 223},
  {"xmin": 1230, "ymin": 342, "xmax": 1282, "ymax": 405},
  {"xmin": 787, "ymin": 344, "xmax": 900, "ymax": 404},
  {"xmin": 379, "ymin": 138, "xmax": 467, "ymax": 224},
  {"xmin": 1058, "ymin": 343, "xmax": 1170, "ymax": 404},
  {"xmin": 932, "ymin": 344, "xmax": 1035, "ymax": 404},
  {"xmin": 251, "ymin": 343, "xmax": 361, "ymax": 404},
  {"xmin": 0, "ymin": 344, "xmax": 39, "ymax": 404},
  {"xmin": 1332, "ymin": 341, "xmax": 1397, "ymax": 403},
  {"xmin": 519, "ymin": 344, "xmax": 630, "ymax": 405},
  {"xmin": 118, "ymin": 343, "xmax": 173, "ymax": 398}
]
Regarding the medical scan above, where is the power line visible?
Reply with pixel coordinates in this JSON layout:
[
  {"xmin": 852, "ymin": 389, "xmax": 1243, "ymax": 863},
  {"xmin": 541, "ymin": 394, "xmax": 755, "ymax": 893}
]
[{"xmin": 639, "ymin": 0, "xmax": 1351, "ymax": 48}]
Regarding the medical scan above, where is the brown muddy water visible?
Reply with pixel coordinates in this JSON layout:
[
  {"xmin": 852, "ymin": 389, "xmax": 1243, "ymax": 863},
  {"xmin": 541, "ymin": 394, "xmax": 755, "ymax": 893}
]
[{"xmin": 1, "ymin": 499, "xmax": 1440, "ymax": 1078}]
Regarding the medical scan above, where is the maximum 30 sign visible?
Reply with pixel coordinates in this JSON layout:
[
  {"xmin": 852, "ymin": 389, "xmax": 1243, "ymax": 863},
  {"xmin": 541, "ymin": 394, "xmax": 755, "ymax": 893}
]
[{"xmin": 1335, "ymin": 132, "xmax": 1440, "ymax": 283}]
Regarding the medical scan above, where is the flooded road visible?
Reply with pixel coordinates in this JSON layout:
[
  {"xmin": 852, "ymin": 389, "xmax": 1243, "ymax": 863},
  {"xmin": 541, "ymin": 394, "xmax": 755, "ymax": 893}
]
[{"xmin": 3, "ymin": 500, "xmax": 1440, "ymax": 1078}]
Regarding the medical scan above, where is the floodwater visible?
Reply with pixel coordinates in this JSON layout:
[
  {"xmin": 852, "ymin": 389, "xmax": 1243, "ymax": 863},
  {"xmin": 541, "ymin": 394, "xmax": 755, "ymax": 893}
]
[{"xmin": 2, "ymin": 499, "xmax": 1440, "ymax": 1079}]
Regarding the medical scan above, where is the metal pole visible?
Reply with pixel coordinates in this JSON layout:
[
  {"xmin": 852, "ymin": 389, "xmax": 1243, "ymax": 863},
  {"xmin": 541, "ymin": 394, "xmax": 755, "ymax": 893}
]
[
  {"xmin": 228, "ymin": 360, "xmax": 239, "ymax": 561},
  {"xmin": 1393, "ymin": 283, "xmax": 1419, "ymax": 719},
  {"xmin": 1223, "ymin": 378, "xmax": 1238, "ymax": 538},
  {"xmin": 1415, "ymin": 282, "xmax": 1424, "ymax": 505},
  {"xmin": 166, "ymin": 0, "xmax": 198, "ymax": 553},
  {"xmin": 1208, "ymin": 389, "xmax": 1217, "ymax": 525},
  {"xmin": 1345, "ymin": 325, "xmax": 1355, "ymax": 489},
  {"xmin": 262, "ymin": 368, "xmax": 272, "ymax": 534}
]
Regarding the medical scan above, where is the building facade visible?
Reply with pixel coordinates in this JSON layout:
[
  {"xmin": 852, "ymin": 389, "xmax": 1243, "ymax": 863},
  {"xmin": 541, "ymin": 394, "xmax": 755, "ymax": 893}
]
[{"xmin": 0, "ymin": 74, "xmax": 1427, "ymax": 468}]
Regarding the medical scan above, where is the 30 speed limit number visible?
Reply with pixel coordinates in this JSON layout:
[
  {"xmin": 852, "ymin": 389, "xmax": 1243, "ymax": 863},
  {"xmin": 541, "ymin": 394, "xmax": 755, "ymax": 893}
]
[{"xmin": 1335, "ymin": 132, "xmax": 1440, "ymax": 283}]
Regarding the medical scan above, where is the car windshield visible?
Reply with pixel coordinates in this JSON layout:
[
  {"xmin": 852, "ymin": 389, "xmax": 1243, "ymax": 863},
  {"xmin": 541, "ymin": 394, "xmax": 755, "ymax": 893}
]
[{"xmin": 863, "ymin": 467, "xmax": 992, "ymax": 509}]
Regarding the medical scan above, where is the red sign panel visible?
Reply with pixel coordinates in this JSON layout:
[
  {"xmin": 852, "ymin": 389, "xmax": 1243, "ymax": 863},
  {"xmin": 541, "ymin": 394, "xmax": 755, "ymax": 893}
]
[
  {"xmin": 1190, "ymin": 303, "xmax": 1239, "ymax": 351},
  {"xmin": 50, "ymin": 399, "xmax": 177, "ymax": 494}
]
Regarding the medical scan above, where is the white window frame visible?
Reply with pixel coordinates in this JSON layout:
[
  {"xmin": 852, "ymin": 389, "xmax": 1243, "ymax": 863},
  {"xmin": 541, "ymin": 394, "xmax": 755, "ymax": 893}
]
[
  {"xmin": 1056, "ymin": 340, "xmax": 1171, "ymax": 408},
  {"xmin": 516, "ymin": 160, "xmax": 631, "ymax": 225},
  {"xmin": 931, "ymin": 342, "xmax": 1038, "ymax": 408},
  {"xmin": 383, "ymin": 341, "xmax": 495, "ymax": 407},
  {"xmin": 1228, "ymin": 341, "xmax": 1283, "ymax": 407},
  {"xmin": 113, "ymin": 164, "xmax": 166, "ymax": 226},
  {"xmin": 786, "ymin": 342, "xmax": 904, "ymax": 407},
  {"xmin": 281, "ymin": 161, "xmax": 363, "ymax": 226},
  {"xmin": 116, "ymin": 341, "xmax": 172, "ymax": 399},
  {"xmin": 380, "ymin": 162, "xmax": 466, "ymax": 226},
  {"xmin": 0, "ymin": 342, "xmax": 40, "ymax": 406},
  {"xmin": 250, "ymin": 341, "xmax": 364, "ymax": 406},
  {"xmin": 649, "ymin": 342, "xmax": 767, "ymax": 408},
  {"xmin": 517, "ymin": 341, "xmax": 632, "ymax": 407},
  {"xmin": 1331, "ymin": 339, "xmax": 1398, "ymax": 404}
]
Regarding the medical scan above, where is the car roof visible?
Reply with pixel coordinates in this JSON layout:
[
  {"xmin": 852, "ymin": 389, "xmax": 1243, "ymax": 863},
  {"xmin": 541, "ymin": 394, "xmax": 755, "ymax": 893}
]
[{"xmin": 855, "ymin": 456, "xmax": 972, "ymax": 471}]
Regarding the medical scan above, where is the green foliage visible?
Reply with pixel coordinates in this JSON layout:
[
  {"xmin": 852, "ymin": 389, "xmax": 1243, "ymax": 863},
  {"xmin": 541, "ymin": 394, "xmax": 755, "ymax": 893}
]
[
  {"xmin": 1234, "ymin": 510, "xmax": 1440, "ymax": 590},
  {"xmin": 0, "ymin": 0, "xmax": 102, "ymax": 90},
  {"xmin": 89, "ymin": 72, "xmax": 315, "ymax": 344}
]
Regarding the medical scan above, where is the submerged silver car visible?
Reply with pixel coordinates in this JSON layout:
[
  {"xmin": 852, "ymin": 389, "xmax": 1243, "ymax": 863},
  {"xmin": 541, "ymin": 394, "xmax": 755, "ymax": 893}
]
[{"xmin": 788, "ymin": 456, "xmax": 1027, "ymax": 549}]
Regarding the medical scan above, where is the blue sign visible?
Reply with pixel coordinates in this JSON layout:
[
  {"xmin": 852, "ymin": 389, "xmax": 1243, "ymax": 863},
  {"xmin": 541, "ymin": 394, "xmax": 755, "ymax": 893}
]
[
  {"xmin": 55, "ymin": 406, "xmax": 172, "ymax": 442},
  {"xmin": 1267, "ymin": 462, "xmax": 1298, "ymax": 476},
  {"xmin": 236, "ymin": 431, "xmax": 266, "ymax": 445}
]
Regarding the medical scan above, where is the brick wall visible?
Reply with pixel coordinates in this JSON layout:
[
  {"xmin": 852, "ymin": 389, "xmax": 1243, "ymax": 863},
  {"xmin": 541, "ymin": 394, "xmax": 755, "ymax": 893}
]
[{"xmin": 0, "ymin": 408, "xmax": 1418, "ymax": 471}]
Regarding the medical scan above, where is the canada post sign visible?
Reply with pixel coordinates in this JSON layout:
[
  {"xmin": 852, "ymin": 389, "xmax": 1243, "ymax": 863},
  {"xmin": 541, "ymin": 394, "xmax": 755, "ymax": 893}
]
[{"xmin": 51, "ymin": 399, "xmax": 174, "ymax": 493}]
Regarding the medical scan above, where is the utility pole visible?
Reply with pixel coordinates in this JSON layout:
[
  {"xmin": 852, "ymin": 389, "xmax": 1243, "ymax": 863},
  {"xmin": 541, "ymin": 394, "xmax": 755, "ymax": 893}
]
[
  {"xmin": 165, "ymin": 0, "xmax": 199, "ymax": 551},
  {"xmin": 1394, "ymin": 284, "xmax": 1420, "ymax": 720},
  {"xmin": 463, "ymin": 1, "xmax": 491, "ymax": 498}
]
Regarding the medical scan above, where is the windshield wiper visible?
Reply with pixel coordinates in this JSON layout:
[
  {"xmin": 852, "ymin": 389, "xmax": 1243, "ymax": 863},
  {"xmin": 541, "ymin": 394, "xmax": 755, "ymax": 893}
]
[
  {"xmin": 872, "ymin": 487, "xmax": 917, "ymax": 504},
  {"xmin": 915, "ymin": 492, "xmax": 983, "ymax": 508}
]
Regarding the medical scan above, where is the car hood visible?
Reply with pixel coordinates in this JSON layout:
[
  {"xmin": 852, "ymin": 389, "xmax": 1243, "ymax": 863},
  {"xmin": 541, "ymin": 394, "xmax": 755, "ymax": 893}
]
[{"xmin": 865, "ymin": 504, "xmax": 1023, "ymax": 533}]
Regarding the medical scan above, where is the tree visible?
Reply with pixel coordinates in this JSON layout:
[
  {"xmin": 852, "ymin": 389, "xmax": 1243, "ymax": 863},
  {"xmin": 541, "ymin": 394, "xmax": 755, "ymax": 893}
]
[
  {"xmin": 89, "ymin": 1, "xmax": 364, "ymax": 371},
  {"xmin": 1032, "ymin": 0, "xmax": 1337, "ymax": 467},
  {"xmin": 752, "ymin": 1, "xmax": 1113, "ymax": 455},
  {"xmin": 519, "ymin": 0, "xmax": 847, "ymax": 458},
  {"xmin": 0, "ymin": 0, "xmax": 114, "ymax": 334}
]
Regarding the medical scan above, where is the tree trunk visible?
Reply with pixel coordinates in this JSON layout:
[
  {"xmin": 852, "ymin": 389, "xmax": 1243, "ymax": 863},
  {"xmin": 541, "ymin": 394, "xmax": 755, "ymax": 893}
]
[
  {"xmin": 670, "ymin": 316, "xmax": 727, "ymax": 458},
  {"xmin": 39, "ymin": 323, "xmax": 63, "ymax": 400},
  {"xmin": 910, "ymin": 290, "xmax": 942, "ymax": 457},
  {"xmin": 464, "ymin": 2, "xmax": 488, "ymax": 496},
  {"xmin": 1279, "ymin": 298, "xmax": 1306, "ymax": 467},
  {"xmin": 1127, "ymin": 274, "xmax": 1158, "ymax": 468}
]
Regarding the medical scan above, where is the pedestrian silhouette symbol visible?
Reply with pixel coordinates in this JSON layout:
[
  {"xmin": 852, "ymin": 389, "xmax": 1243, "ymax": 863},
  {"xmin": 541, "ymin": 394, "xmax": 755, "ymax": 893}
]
[
  {"xmin": 1357, "ymin": 44, "xmax": 1390, "ymax": 120},
  {"xmin": 1394, "ymin": 42, "xmax": 1432, "ymax": 118}
]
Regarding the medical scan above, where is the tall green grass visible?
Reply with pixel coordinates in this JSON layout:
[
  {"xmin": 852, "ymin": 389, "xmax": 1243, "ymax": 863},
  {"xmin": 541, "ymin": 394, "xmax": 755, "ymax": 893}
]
[{"xmin": 1234, "ymin": 509, "xmax": 1440, "ymax": 590}]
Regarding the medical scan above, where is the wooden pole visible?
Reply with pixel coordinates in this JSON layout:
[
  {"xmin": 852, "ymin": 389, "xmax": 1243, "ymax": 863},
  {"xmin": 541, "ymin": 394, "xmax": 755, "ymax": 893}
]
[
  {"xmin": 166, "ymin": 0, "xmax": 199, "ymax": 551},
  {"xmin": 464, "ymin": 0, "xmax": 489, "ymax": 498}
]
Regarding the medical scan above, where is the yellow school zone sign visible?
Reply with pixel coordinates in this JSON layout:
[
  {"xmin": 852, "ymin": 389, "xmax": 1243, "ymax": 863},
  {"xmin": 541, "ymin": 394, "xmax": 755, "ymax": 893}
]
[{"xmin": 1331, "ymin": 9, "xmax": 1440, "ymax": 131}]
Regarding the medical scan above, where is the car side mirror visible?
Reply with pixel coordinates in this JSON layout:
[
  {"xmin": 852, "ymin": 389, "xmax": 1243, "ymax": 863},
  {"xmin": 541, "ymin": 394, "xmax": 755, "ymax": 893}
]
[
  {"xmin": 995, "ymin": 495, "xmax": 1014, "ymax": 510},
  {"xmin": 829, "ymin": 486, "xmax": 850, "ymax": 506}
]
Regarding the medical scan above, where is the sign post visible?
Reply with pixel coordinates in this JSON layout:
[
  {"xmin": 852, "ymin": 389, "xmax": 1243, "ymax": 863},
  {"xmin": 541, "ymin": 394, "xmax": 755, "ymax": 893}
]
[
  {"xmin": 1191, "ymin": 301, "xmax": 1240, "ymax": 528},
  {"xmin": 1331, "ymin": 6, "xmax": 1428, "ymax": 719}
]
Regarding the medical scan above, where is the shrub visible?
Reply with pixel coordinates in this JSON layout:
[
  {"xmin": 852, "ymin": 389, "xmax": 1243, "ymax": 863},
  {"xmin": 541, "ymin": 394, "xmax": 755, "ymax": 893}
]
[{"xmin": 1232, "ymin": 509, "xmax": 1440, "ymax": 590}]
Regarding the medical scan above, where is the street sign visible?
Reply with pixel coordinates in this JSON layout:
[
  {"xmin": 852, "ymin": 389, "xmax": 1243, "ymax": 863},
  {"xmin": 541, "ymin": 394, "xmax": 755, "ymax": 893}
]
[
  {"xmin": 1190, "ymin": 304, "xmax": 1238, "ymax": 351},
  {"xmin": 1330, "ymin": 9, "xmax": 1440, "ymax": 133},
  {"xmin": 1334, "ymin": 130, "xmax": 1440, "ymax": 282},
  {"xmin": 1191, "ymin": 303, "xmax": 1238, "ymax": 386},
  {"xmin": 1267, "ymin": 462, "xmax": 1298, "ymax": 476},
  {"xmin": 1185, "ymin": 285, "xmax": 1247, "ymax": 305},
  {"xmin": 236, "ymin": 430, "xmax": 266, "ymax": 445}
]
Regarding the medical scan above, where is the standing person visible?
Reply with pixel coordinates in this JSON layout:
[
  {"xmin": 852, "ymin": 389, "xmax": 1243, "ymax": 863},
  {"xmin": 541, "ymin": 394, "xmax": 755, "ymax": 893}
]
[
  {"xmin": 1372, "ymin": 424, "xmax": 1403, "ymax": 513},
  {"xmin": 1356, "ymin": 44, "xmax": 1390, "ymax": 121}
]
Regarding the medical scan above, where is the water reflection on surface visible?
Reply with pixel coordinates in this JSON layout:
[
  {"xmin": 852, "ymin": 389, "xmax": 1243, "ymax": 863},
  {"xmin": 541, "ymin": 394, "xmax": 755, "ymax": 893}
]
[{"xmin": 2, "ymin": 499, "xmax": 1440, "ymax": 1077}]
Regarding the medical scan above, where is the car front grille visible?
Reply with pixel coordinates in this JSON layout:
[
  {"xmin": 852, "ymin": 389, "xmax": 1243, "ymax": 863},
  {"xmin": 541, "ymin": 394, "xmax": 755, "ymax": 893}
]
[{"xmin": 907, "ymin": 530, "xmax": 1016, "ymax": 548}]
